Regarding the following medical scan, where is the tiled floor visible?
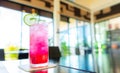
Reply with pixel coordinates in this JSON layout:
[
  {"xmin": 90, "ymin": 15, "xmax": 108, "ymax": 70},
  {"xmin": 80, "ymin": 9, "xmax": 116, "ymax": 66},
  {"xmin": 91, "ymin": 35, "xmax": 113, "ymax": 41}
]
[
  {"xmin": 95, "ymin": 52, "xmax": 113, "ymax": 73},
  {"xmin": 90, "ymin": 49, "xmax": 120, "ymax": 73}
]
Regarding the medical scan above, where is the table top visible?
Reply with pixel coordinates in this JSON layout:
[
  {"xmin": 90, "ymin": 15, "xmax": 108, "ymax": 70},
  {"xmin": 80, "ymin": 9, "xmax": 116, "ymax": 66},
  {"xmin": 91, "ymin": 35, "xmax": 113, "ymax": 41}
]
[{"xmin": 0, "ymin": 55, "xmax": 96, "ymax": 73}]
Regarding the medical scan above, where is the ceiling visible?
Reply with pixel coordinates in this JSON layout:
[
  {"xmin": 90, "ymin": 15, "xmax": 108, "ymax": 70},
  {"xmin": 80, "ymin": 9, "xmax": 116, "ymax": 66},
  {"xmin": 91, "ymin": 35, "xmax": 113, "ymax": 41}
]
[{"xmin": 70, "ymin": 0, "xmax": 120, "ymax": 12}]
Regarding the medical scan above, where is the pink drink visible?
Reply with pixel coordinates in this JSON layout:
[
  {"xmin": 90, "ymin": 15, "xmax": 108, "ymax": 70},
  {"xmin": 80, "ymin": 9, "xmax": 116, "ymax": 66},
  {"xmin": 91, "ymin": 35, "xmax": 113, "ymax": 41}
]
[{"xmin": 30, "ymin": 23, "xmax": 48, "ymax": 67}]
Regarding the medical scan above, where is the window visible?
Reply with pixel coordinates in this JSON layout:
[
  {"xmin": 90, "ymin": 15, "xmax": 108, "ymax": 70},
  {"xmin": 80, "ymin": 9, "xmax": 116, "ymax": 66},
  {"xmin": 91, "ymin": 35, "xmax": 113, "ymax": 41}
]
[{"xmin": 0, "ymin": 7, "xmax": 21, "ymax": 49}]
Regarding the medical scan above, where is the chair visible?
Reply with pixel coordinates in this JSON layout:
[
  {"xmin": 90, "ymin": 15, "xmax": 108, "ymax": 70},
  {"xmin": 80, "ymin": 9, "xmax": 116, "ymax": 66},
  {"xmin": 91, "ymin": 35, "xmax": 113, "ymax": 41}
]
[
  {"xmin": 49, "ymin": 46, "xmax": 61, "ymax": 61},
  {"xmin": 0, "ymin": 49, "xmax": 5, "ymax": 61},
  {"xmin": 18, "ymin": 49, "xmax": 28, "ymax": 59}
]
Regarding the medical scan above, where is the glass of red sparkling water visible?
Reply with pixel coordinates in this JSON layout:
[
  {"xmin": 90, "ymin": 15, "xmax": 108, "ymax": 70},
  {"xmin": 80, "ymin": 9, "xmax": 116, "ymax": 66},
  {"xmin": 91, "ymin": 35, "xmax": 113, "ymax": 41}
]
[{"xmin": 30, "ymin": 23, "xmax": 48, "ymax": 67}]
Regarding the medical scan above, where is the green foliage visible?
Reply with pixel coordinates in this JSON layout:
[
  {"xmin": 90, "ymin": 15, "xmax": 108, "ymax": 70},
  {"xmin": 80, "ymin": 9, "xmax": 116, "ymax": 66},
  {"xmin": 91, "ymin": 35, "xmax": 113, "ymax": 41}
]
[
  {"xmin": 101, "ymin": 44, "xmax": 107, "ymax": 49},
  {"xmin": 94, "ymin": 42, "xmax": 98, "ymax": 49},
  {"xmin": 60, "ymin": 42, "xmax": 71, "ymax": 56}
]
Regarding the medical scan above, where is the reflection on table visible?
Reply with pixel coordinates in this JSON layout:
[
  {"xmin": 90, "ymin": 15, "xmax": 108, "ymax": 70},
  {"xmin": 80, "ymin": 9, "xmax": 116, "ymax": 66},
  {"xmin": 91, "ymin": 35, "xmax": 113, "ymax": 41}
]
[
  {"xmin": 0, "ymin": 55, "xmax": 96, "ymax": 73},
  {"xmin": 59, "ymin": 54, "xmax": 95, "ymax": 73}
]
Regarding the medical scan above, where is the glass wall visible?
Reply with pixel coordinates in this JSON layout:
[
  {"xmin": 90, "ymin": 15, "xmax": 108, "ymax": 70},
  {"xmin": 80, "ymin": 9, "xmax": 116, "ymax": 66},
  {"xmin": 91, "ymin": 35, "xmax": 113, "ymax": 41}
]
[
  {"xmin": 21, "ymin": 12, "xmax": 29, "ymax": 49},
  {"xmin": 94, "ymin": 21, "xmax": 109, "ymax": 52},
  {"xmin": 0, "ymin": 7, "xmax": 22, "ymax": 60},
  {"xmin": 69, "ymin": 18, "xmax": 77, "ymax": 55},
  {"xmin": 59, "ymin": 21, "xmax": 70, "ymax": 56},
  {"xmin": 77, "ymin": 21, "xmax": 91, "ymax": 55},
  {"xmin": 0, "ymin": 7, "xmax": 21, "ymax": 49},
  {"xmin": 59, "ymin": 17, "xmax": 92, "ymax": 56},
  {"xmin": 94, "ymin": 17, "xmax": 120, "ymax": 52}
]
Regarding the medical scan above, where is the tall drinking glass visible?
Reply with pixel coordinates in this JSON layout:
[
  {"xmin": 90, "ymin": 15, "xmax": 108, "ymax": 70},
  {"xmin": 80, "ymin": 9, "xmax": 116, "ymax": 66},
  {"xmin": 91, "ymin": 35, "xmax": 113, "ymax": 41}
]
[{"xmin": 30, "ymin": 23, "xmax": 48, "ymax": 67}]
